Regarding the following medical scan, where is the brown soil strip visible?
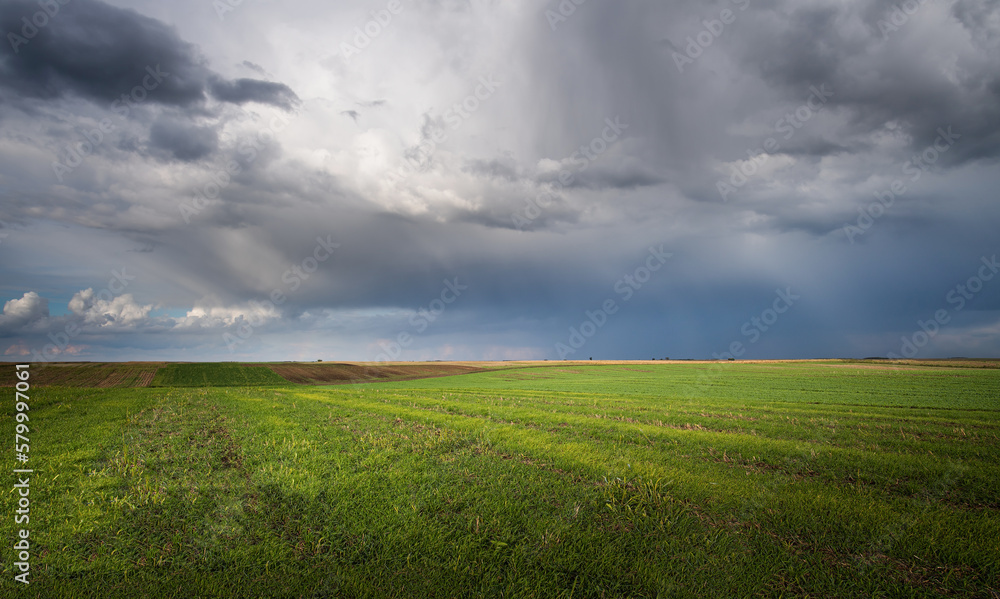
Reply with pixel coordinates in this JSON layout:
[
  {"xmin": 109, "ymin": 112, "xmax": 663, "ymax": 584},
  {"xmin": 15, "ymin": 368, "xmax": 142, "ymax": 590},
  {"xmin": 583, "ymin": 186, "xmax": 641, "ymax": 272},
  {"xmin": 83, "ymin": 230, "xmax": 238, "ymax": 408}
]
[
  {"xmin": 136, "ymin": 369, "xmax": 157, "ymax": 387},
  {"xmin": 260, "ymin": 363, "xmax": 487, "ymax": 385}
]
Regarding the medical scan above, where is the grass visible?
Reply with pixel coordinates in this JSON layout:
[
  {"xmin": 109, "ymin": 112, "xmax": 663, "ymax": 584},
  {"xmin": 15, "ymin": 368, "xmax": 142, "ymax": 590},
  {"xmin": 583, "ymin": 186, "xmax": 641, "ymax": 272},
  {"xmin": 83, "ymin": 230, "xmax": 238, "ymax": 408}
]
[
  {"xmin": 149, "ymin": 363, "xmax": 290, "ymax": 387},
  {"xmin": 2, "ymin": 361, "xmax": 998, "ymax": 597}
]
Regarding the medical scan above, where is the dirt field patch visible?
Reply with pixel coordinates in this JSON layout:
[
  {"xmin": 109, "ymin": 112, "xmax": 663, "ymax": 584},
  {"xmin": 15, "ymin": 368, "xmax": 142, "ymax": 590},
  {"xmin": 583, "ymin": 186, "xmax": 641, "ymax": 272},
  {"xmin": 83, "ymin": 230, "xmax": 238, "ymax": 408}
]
[{"xmin": 0, "ymin": 363, "xmax": 164, "ymax": 387}]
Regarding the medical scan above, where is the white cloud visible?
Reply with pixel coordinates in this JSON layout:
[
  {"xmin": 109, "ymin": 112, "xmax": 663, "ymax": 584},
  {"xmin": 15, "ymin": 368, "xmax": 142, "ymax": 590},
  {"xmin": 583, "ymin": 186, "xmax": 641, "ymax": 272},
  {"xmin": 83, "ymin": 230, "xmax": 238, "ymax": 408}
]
[
  {"xmin": 175, "ymin": 298, "xmax": 282, "ymax": 329},
  {"xmin": 0, "ymin": 292, "xmax": 49, "ymax": 330},
  {"xmin": 68, "ymin": 289, "xmax": 154, "ymax": 328}
]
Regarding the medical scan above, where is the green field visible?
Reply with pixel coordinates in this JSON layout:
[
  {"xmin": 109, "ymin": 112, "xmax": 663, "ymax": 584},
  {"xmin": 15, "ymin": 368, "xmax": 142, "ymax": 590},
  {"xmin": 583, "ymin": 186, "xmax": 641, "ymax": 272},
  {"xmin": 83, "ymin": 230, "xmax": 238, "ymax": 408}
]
[
  {"xmin": 149, "ymin": 363, "xmax": 290, "ymax": 387},
  {"xmin": 2, "ymin": 362, "xmax": 998, "ymax": 597}
]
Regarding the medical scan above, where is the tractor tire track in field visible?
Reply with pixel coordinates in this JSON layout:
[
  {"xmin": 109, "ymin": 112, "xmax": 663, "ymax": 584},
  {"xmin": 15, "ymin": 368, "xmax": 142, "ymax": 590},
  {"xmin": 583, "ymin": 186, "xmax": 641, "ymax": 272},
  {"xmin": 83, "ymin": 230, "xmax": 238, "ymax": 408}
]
[
  {"xmin": 297, "ymin": 389, "xmax": 999, "ymax": 595},
  {"xmin": 328, "ymin": 389, "xmax": 1000, "ymax": 510},
  {"xmin": 78, "ymin": 391, "xmax": 256, "ymax": 576}
]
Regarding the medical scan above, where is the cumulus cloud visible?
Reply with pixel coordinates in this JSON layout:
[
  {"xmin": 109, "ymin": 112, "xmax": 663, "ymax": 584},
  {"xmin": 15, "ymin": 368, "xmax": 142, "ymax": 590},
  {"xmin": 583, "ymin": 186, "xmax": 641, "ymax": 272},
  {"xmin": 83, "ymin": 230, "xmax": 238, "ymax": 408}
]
[
  {"xmin": 0, "ymin": 292, "xmax": 49, "ymax": 330},
  {"xmin": 68, "ymin": 289, "xmax": 154, "ymax": 328}
]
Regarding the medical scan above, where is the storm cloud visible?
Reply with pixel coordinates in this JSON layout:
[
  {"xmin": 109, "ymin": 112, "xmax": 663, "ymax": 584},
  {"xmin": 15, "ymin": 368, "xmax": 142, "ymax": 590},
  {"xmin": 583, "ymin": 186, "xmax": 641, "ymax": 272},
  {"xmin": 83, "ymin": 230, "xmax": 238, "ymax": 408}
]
[
  {"xmin": 0, "ymin": 0, "xmax": 998, "ymax": 362},
  {"xmin": 0, "ymin": 0, "xmax": 298, "ymax": 110}
]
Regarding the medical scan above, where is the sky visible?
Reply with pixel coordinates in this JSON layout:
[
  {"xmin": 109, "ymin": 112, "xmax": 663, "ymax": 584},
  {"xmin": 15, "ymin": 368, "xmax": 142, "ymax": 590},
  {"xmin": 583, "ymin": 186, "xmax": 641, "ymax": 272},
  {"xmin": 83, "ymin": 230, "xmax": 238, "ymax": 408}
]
[{"xmin": 1, "ymin": 0, "xmax": 999, "ymax": 362}]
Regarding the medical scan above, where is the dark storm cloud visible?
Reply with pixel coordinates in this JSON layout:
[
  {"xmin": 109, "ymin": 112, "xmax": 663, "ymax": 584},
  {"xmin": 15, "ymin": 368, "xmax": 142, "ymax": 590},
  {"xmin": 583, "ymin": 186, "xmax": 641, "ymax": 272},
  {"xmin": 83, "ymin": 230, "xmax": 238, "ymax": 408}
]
[
  {"xmin": 209, "ymin": 78, "xmax": 299, "ymax": 111},
  {"xmin": 1, "ymin": 0, "xmax": 999, "ymax": 361},
  {"xmin": 149, "ymin": 117, "xmax": 219, "ymax": 162},
  {"xmin": 0, "ymin": 0, "xmax": 205, "ymax": 106},
  {"xmin": 0, "ymin": 0, "xmax": 298, "ymax": 111},
  {"xmin": 729, "ymin": 0, "xmax": 1000, "ymax": 165}
]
